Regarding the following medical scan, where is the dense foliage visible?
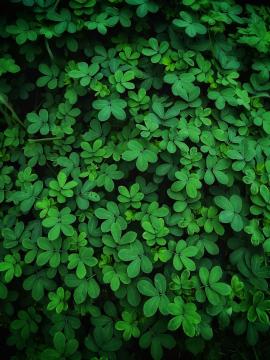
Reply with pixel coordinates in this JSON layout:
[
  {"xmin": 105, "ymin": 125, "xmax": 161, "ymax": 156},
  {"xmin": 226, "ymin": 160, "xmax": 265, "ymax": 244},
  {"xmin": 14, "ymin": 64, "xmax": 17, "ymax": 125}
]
[{"xmin": 1, "ymin": 0, "xmax": 270, "ymax": 358}]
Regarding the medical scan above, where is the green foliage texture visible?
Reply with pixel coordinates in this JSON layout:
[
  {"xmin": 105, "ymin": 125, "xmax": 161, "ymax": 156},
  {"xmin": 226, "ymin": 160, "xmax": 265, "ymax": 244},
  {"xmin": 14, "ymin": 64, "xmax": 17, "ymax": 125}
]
[{"xmin": 1, "ymin": 0, "xmax": 270, "ymax": 359}]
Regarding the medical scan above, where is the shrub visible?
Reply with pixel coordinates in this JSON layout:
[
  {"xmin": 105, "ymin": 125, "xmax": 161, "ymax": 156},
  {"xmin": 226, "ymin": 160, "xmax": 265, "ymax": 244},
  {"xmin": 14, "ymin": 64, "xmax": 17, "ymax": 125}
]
[{"xmin": 1, "ymin": 0, "xmax": 270, "ymax": 359}]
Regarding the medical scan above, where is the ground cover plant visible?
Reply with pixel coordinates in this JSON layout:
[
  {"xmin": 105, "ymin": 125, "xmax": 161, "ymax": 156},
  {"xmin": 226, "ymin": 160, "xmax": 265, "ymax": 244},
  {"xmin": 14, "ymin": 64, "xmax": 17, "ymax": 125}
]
[{"xmin": 1, "ymin": 0, "xmax": 270, "ymax": 358}]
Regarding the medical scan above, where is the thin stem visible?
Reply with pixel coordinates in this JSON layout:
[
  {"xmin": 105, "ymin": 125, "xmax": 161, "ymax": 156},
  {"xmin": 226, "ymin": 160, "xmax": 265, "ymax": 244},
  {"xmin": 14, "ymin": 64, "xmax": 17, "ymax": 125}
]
[
  {"xmin": 0, "ymin": 101, "xmax": 25, "ymax": 129},
  {"xmin": 251, "ymin": 95, "xmax": 270, "ymax": 99},
  {"xmin": 0, "ymin": 107, "xmax": 13, "ymax": 126},
  {"xmin": 45, "ymin": 39, "xmax": 54, "ymax": 61},
  {"xmin": 28, "ymin": 137, "xmax": 62, "ymax": 142},
  {"xmin": 53, "ymin": 0, "xmax": 61, "ymax": 10},
  {"xmin": 252, "ymin": 347, "xmax": 259, "ymax": 360}
]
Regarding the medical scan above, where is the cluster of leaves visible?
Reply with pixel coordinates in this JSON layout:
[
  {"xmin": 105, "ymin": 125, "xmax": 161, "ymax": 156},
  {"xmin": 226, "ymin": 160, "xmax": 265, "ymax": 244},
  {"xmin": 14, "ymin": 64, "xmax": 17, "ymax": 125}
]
[{"xmin": 1, "ymin": 0, "xmax": 270, "ymax": 359}]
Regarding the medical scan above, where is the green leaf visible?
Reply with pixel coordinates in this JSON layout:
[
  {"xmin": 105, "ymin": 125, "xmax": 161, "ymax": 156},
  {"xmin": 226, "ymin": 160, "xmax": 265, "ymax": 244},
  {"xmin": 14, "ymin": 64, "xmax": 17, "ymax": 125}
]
[
  {"xmin": 137, "ymin": 280, "xmax": 158, "ymax": 297},
  {"xmin": 143, "ymin": 296, "xmax": 160, "ymax": 317}
]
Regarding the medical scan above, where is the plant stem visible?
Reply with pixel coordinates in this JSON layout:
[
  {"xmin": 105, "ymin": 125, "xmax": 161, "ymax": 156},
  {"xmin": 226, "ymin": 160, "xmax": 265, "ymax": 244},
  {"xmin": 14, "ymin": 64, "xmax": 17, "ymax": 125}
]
[
  {"xmin": 45, "ymin": 39, "xmax": 54, "ymax": 61},
  {"xmin": 53, "ymin": 0, "xmax": 61, "ymax": 10},
  {"xmin": 28, "ymin": 137, "xmax": 62, "ymax": 142},
  {"xmin": 0, "ymin": 101, "xmax": 25, "ymax": 129}
]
